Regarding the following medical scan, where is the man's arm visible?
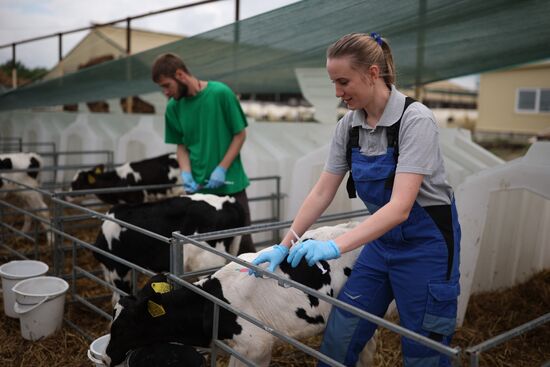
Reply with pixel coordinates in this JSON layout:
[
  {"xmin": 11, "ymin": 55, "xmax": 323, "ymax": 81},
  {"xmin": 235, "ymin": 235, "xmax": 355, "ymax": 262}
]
[
  {"xmin": 176, "ymin": 144, "xmax": 192, "ymax": 172},
  {"xmin": 218, "ymin": 129, "xmax": 246, "ymax": 170}
]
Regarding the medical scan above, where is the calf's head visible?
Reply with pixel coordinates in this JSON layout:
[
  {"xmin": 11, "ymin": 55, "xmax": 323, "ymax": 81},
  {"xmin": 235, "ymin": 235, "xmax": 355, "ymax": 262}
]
[
  {"xmin": 105, "ymin": 274, "xmax": 213, "ymax": 366},
  {"xmin": 71, "ymin": 164, "xmax": 105, "ymax": 191}
]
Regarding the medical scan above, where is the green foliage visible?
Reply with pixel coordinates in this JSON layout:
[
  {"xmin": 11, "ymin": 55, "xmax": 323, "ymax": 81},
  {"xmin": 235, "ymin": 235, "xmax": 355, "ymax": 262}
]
[{"xmin": 0, "ymin": 60, "xmax": 48, "ymax": 81}]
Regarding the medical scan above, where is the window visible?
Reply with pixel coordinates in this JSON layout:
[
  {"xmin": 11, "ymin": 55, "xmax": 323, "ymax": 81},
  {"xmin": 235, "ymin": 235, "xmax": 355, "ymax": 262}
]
[
  {"xmin": 516, "ymin": 88, "xmax": 550, "ymax": 113},
  {"xmin": 540, "ymin": 89, "xmax": 550, "ymax": 112}
]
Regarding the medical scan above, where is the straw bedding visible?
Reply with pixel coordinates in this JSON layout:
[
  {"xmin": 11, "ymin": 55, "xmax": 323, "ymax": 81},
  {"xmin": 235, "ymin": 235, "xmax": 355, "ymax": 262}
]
[{"xmin": 1, "ymin": 218, "xmax": 548, "ymax": 367}]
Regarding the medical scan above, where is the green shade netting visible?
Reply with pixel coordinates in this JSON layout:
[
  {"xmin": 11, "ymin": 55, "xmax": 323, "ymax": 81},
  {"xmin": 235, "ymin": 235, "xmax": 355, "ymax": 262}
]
[{"xmin": 1, "ymin": 0, "xmax": 550, "ymax": 111}]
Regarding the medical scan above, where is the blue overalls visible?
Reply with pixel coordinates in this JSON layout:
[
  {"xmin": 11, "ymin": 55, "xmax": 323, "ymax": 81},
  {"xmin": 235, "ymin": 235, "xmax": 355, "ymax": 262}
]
[{"xmin": 319, "ymin": 98, "xmax": 461, "ymax": 367}]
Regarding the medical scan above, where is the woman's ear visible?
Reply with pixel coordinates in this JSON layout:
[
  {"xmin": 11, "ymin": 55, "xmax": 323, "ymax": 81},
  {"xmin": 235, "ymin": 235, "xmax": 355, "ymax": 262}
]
[{"xmin": 368, "ymin": 65, "xmax": 380, "ymax": 80}]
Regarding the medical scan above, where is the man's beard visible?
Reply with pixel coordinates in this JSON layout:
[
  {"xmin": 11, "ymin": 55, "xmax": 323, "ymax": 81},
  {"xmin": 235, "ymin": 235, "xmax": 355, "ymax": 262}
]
[{"xmin": 174, "ymin": 79, "xmax": 189, "ymax": 100}]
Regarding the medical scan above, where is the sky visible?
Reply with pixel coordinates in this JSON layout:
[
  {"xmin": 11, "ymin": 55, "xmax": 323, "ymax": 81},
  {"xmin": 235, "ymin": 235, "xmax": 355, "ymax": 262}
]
[{"xmin": 0, "ymin": 0, "xmax": 478, "ymax": 90}]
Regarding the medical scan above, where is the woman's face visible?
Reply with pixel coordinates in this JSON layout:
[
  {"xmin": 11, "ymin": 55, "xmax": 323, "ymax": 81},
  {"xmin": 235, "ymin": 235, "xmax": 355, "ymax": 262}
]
[{"xmin": 326, "ymin": 56, "xmax": 373, "ymax": 110}]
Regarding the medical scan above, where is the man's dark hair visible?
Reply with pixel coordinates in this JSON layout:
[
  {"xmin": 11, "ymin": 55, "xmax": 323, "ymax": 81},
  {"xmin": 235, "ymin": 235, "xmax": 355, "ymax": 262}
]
[{"xmin": 151, "ymin": 53, "xmax": 190, "ymax": 83}]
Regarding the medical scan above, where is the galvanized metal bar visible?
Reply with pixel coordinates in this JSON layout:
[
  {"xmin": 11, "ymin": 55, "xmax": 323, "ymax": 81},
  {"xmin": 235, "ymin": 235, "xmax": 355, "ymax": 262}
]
[
  {"xmin": 74, "ymin": 265, "xmax": 128, "ymax": 296},
  {"xmin": 170, "ymin": 238, "xmax": 185, "ymax": 277},
  {"xmin": 466, "ymin": 312, "xmax": 550, "ymax": 357},
  {"xmin": 0, "ymin": 242, "xmax": 31, "ymax": 260},
  {"xmin": 0, "ymin": 220, "xmax": 37, "ymax": 242},
  {"xmin": 56, "ymin": 182, "xmax": 181, "ymax": 196},
  {"xmin": 52, "ymin": 196, "xmax": 64, "ymax": 275},
  {"xmin": 0, "ymin": 0, "xmax": 223, "ymax": 49},
  {"xmin": 0, "ymin": 175, "xmax": 53, "ymax": 196},
  {"xmin": 72, "ymin": 294, "xmax": 112, "ymax": 320},
  {"xmin": 275, "ymin": 176, "xmax": 281, "ymax": 242},
  {"xmin": 32, "ymin": 216, "xmax": 40, "ymax": 259},
  {"xmin": 50, "ymin": 196, "xmax": 171, "ymax": 243},
  {"xmin": 186, "ymin": 209, "xmax": 370, "ymax": 242},
  {"xmin": 58, "ymin": 33, "xmax": 63, "ymax": 61},
  {"xmin": 469, "ymin": 350, "xmax": 480, "ymax": 367},
  {"xmin": 49, "ymin": 226, "xmax": 155, "ymax": 277},
  {"xmin": 72, "ymin": 240, "xmax": 77, "ymax": 299},
  {"xmin": 210, "ymin": 303, "xmax": 220, "ymax": 367}
]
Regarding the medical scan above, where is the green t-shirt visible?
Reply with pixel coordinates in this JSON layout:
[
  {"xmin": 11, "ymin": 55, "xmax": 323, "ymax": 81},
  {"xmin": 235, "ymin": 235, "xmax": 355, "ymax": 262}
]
[{"xmin": 164, "ymin": 81, "xmax": 249, "ymax": 195}]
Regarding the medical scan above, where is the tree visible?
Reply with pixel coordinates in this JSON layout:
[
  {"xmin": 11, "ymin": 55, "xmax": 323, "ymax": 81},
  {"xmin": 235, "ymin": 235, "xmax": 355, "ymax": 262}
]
[{"xmin": 0, "ymin": 60, "xmax": 49, "ymax": 85}]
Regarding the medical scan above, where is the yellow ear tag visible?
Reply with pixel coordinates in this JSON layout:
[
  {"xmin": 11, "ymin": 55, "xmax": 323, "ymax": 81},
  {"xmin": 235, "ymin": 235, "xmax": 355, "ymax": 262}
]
[
  {"xmin": 147, "ymin": 300, "xmax": 166, "ymax": 318},
  {"xmin": 87, "ymin": 174, "xmax": 96, "ymax": 184},
  {"xmin": 151, "ymin": 282, "xmax": 171, "ymax": 294},
  {"xmin": 94, "ymin": 167, "xmax": 103, "ymax": 174}
]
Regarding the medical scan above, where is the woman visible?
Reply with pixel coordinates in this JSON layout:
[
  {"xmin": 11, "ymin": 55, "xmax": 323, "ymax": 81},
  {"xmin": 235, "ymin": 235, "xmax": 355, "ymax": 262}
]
[{"xmin": 250, "ymin": 32, "xmax": 460, "ymax": 366}]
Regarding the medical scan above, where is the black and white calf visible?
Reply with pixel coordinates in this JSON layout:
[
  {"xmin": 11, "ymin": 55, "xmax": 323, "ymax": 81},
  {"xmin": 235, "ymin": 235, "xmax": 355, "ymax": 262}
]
[
  {"xmin": 94, "ymin": 194, "xmax": 246, "ymax": 302},
  {"xmin": 105, "ymin": 222, "xmax": 376, "ymax": 367},
  {"xmin": 70, "ymin": 153, "xmax": 183, "ymax": 204},
  {"xmin": 0, "ymin": 153, "xmax": 51, "ymax": 240}
]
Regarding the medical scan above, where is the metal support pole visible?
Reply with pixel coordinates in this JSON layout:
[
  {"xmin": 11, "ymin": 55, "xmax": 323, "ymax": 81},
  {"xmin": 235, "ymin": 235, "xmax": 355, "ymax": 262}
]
[
  {"xmin": 72, "ymin": 240, "xmax": 78, "ymax": 299},
  {"xmin": 126, "ymin": 17, "xmax": 133, "ymax": 114},
  {"xmin": 52, "ymin": 195, "xmax": 64, "ymax": 275},
  {"xmin": 469, "ymin": 350, "xmax": 480, "ymax": 367},
  {"xmin": 126, "ymin": 17, "xmax": 131, "ymax": 55},
  {"xmin": 415, "ymin": 0, "xmax": 426, "ymax": 100},
  {"xmin": 0, "ymin": 203, "xmax": 4, "ymax": 247},
  {"xmin": 275, "ymin": 176, "xmax": 281, "ymax": 242},
  {"xmin": 170, "ymin": 236, "xmax": 184, "ymax": 279},
  {"xmin": 210, "ymin": 303, "xmax": 220, "ymax": 367},
  {"xmin": 52, "ymin": 142, "xmax": 58, "ymax": 185},
  {"xmin": 58, "ymin": 33, "xmax": 63, "ymax": 62},
  {"xmin": 11, "ymin": 43, "xmax": 17, "ymax": 88},
  {"xmin": 235, "ymin": 0, "xmax": 240, "ymax": 21}
]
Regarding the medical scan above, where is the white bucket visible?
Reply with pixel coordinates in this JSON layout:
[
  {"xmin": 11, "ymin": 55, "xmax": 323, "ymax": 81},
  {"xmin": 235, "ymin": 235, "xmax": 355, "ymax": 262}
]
[
  {"xmin": 12, "ymin": 276, "xmax": 69, "ymax": 341},
  {"xmin": 87, "ymin": 334, "xmax": 125, "ymax": 367},
  {"xmin": 0, "ymin": 260, "xmax": 49, "ymax": 318}
]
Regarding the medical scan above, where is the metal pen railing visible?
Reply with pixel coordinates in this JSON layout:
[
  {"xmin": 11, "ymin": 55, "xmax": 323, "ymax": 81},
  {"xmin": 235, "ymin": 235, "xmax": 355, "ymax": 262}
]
[{"xmin": 1, "ymin": 170, "xmax": 548, "ymax": 365}]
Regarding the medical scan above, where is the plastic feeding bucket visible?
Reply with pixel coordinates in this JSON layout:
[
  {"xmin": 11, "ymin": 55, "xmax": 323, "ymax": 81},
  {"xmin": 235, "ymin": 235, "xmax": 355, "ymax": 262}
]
[
  {"xmin": 87, "ymin": 334, "xmax": 125, "ymax": 367},
  {"xmin": 88, "ymin": 334, "xmax": 111, "ymax": 367},
  {"xmin": 0, "ymin": 260, "xmax": 49, "ymax": 318},
  {"xmin": 12, "ymin": 276, "xmax": 69, "ymax": 340},
  {"xmin": 87, "ymin": 334, "xmax": 205, "ymax": 367}
]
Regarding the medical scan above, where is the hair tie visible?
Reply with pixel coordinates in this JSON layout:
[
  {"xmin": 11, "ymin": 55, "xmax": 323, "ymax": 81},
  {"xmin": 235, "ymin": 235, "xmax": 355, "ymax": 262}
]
[{"xmin": 370, "ymin": 32, "xmax": 383, "ymax": 46}]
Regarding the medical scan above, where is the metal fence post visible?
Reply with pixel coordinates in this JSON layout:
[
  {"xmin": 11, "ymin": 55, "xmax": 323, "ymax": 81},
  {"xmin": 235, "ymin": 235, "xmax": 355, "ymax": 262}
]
[
  {"xmin": 52, "ymin": 193, "xmax": 64, "ymax": 275},
  {"xmin": 273, "ymin": 176, "xmax": 281, "ymax": 243},
  {"xmin": 210, "ymin": 303, "xmax": 220, "ymax": 367},
  {"xmin": 170, "ymin": 235, "xmax": 184, "ymax": 281},
  {"xmin": 0, "ymin": 202, "xmax": 4, "ymax": 246}
]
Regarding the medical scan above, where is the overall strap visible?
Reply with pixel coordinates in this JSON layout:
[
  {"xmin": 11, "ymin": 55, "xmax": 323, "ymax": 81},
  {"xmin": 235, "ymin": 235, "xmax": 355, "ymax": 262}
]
[
  {"xmin": 386, "ymin": 96, "xmax": 416, "ymax": 160},
  {"xmin": 384, "ymin": 96, "xmax": 416, "ymax": 188},
  {"xmin": 345, "ymin": 126, "xmax": 360, "ymax": 198}
]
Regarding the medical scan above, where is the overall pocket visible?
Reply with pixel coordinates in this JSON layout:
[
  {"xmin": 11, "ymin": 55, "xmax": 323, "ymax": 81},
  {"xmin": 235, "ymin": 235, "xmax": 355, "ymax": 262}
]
[{"xmin": 422, "ymin": 280, "xmax": 459, "ymax": 336}]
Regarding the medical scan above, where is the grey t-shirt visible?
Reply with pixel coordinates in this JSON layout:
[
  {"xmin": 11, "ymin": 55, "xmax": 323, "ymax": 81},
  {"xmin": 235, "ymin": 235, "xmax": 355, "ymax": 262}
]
[{"xmin": 324, "ymin": 85, "xmax": 453, "ymax": 207}]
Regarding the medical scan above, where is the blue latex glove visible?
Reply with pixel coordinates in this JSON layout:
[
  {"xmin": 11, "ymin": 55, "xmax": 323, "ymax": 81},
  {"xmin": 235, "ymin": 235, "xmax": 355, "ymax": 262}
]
[
  {"xmin": 180, "ymin": 171, "xmax": 198, "ymax": 194},
  {"xmin": 248, "ymin": 244, "xmax": 289, "ymax": 276},
  {"xmin": 204, "ymin": 166, "xmax": 227, "ymax": 189},
  {"xmin": 287, "ymin": 239, "xmax": 341, "ymax": 268}
]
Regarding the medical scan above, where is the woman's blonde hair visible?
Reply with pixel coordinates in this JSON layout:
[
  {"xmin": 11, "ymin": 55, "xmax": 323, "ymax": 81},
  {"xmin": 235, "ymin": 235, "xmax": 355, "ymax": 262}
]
[{"xmin": 327, "ymin": 33, "xmax": 396, "ymax": 88}]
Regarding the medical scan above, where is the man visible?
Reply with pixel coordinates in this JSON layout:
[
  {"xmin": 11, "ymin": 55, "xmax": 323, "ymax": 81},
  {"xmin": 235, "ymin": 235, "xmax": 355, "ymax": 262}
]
[{"xmin": 152, "ymin": 53, "xmax": 255, "ymax": 254}]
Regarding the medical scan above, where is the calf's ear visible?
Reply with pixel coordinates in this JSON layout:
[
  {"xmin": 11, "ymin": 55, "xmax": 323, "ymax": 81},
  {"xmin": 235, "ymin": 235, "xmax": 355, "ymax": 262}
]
[
  {"xmin": 0, "ymin": 158, "xmax": 13, "ymax": 169},
  {"xmin": 137, "ymin": 273, "xmax": 170, "ymax": 299},
  {"xmin": 93, "ymin": 164, "xmax": 105, "ymax": 174},
  {"xmin": 87, "ymin": 174, "xmax": 96, "ymax": 184}
]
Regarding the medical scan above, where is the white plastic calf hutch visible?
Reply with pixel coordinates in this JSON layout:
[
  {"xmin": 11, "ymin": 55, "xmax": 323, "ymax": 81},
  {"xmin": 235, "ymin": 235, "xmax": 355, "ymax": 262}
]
[{"xmin": 455, "ymin": 141, "xmax": 550, "ymax": 326}]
